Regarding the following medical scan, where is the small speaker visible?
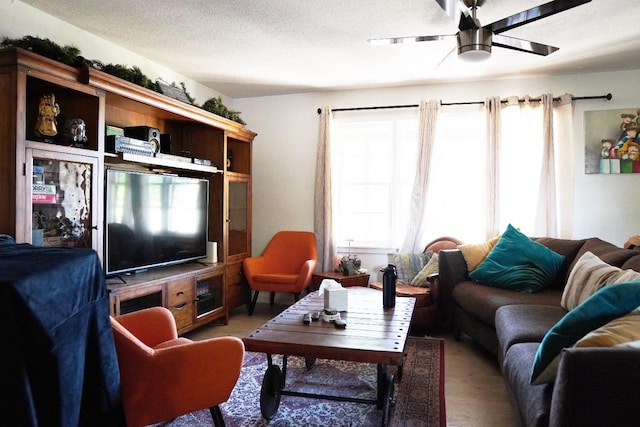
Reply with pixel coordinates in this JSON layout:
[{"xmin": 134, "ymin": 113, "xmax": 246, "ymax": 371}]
[
  {"xmin": 124, "ymin": 126, "xmax": 161, "ymax": 154},
  {"xmin": 160, "ymin": 133, "xmax": 171, "ymax": 154}
]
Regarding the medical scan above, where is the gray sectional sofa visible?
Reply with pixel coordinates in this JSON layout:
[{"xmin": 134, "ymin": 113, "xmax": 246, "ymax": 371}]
[{"xmin": 439, "ymin": 236, "xmax": 640, "ymax": 427}]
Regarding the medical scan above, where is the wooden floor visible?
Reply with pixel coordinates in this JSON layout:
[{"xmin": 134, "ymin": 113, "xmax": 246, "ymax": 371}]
[{"xmin": 185, "ymin": 302, "xmax": 515, "ymax": 427}]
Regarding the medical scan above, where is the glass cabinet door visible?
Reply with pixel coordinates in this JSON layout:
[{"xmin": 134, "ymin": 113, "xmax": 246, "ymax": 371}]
[
  {"xmin": 27, "ymin": 149, "xmax": 98, "ymax": 250},
  {"xmin": 227, "ymin": 176, "xmax": 250, "ymax": 261}
]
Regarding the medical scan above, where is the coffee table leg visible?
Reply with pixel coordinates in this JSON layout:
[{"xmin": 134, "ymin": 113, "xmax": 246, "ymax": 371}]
[
  {"xmin": 305, "ymin": 356, "xmax": 316, "ymax": 369},
  {"xmin": 381, "ymin": 372, "xmax": 395, "ymax": 427},
  {"xmin": 376, "ymin": 364, "xmax": 388, "ymax": 409},
  {"xmin": 260, "ymin": 355, "xmax": 286, "ymax": 420},
  {"xmin": 377, "ymin": 365, "xmax": 395, "ymax": 426}
]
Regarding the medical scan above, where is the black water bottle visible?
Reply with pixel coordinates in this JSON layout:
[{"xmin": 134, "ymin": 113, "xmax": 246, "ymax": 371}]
[{"xmin": 381, "ymin": 264, "xmax": 397, "ymax": 308}]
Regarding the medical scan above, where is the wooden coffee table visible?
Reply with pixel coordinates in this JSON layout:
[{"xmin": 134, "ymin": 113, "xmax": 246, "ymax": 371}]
[{"xmin": 242, "ymin": 286, "xmax": 415, "ymax": 426}]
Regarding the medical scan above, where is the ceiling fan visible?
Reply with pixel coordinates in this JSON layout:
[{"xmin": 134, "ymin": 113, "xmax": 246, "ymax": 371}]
[{"xmin": 369, "ymin": 0, "xmax": 592, "ymax": 62}]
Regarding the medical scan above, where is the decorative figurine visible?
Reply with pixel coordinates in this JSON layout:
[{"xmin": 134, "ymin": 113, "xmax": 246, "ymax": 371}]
[
  {"xmin": 35, "ymin": 93, "xmax": 61, "ymax": 138},
  {"xmin": 64, "ymin": 118, "xmax": 88, "ymax": 147}
]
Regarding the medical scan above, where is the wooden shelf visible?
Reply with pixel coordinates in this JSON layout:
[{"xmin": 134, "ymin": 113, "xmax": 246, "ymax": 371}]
[
  {"xmin": 1, "ymin": 46, "xmax": 255, "ymax": 333},
  {"xmin": 105, "ymin": 151, "xmax": 222, "ymax": 174}
]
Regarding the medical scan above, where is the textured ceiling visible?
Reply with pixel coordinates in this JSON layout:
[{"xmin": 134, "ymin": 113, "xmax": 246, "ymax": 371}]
[{"xmin": 20, "ymin": 0, "xmax": 640, "ymax": 98}]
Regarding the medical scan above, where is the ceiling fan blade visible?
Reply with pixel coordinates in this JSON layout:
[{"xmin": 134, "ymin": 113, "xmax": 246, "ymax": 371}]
[
  {"xmin": 492, "ymin": 34, "xmax": 558, "ymax": 56},
  {"xmin": 434, "ymin": 0, "xmax": 478, "ymax": 31},
  {"xmin": 489, "ymin": 0, "xmax": 592, "ymax": 34},
  {"xmin": 368, "ymin": 34, "xmax": 455, "ymax": 46}
]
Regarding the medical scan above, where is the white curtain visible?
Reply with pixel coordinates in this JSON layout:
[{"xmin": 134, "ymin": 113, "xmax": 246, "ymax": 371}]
[
  {"xmin": 314, "ymin": 106, "xmax": 336, "ymax": 271},
  {"xmin": 484, "ymin": 93, "xmax": 574, "ymax": 238},
  {"xmin": 401, "ymin": 100, "xmax": 441, "ymax": 253},
  {"xmin": 553, "ymin": 94, "xmax": 575, "ymax": 238},
  {"xmin": 484, "ymin": 96, "xmax": 502, "ymax": 239},
  {"xmin": 535, "ymin": 94, "xmax": 558, "ymax": 236}
]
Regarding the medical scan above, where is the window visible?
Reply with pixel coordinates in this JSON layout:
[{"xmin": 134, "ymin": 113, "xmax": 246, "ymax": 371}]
[
  {"xmin": 423, "ymin": 105, "xmax": 487, "ymax": 243},
  {"xmin": 332, "ymin": 109, "xmax": 417, "ymax": 249},
  {"xmin": 331, "ymin": 99, "xmax": 569, "ymax": 249}
]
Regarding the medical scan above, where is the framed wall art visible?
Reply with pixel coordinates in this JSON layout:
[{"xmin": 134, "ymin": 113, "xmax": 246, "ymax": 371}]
[{"xmin": 585, "ymin": 108, "xmax": 640, "ymax": 174}]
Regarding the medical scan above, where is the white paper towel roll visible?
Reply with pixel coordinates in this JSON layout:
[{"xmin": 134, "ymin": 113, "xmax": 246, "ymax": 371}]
[{"xmin": 205, "ymin": 241, "xmax": 218, "ymax": 263}]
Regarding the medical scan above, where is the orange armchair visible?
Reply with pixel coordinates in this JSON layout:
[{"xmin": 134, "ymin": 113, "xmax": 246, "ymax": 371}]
[
  {"xmin": 110, "ymin": 307, "xmax": 244, "ymax": 427},
  {"xmin": 243, "ymin": 231, "xmax": 318, "ymax": 315}
]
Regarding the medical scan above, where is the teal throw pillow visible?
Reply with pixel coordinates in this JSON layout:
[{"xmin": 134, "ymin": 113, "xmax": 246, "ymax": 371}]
[
  {"xmin": 469, "ymin": 224, "xmax": 564, "ymax": 292},
  {"xmin": 530, "ymin": 281, "xmax": 640, "ymax": 384}
]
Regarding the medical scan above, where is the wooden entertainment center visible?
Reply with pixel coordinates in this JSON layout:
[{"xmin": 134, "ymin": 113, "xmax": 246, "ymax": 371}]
[{"xmin": 0, "ymin": 47, "xmax": 255, "ymax": 333}]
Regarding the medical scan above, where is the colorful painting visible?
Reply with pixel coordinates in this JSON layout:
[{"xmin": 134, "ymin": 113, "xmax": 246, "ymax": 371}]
[{"xmin": 585, "ymin": 108, "xmax": 640, "ymax": 174}]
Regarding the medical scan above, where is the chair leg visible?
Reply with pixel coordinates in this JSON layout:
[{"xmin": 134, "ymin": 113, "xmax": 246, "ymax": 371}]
[
  {"xmin": 248, "ymin": 290, "xmax": 259, "ymax": 316},
  {"xmin": 210, "ymin": 405, "xmax": 226, "ymax": 427},
  {"xmin": 270, "ymin": 292, "xmax": 275, "ymax": 306}
]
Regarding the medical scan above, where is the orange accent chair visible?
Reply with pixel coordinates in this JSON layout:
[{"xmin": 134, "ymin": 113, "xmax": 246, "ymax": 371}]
[
  {"xmin": 243, "ymin": 231, "xmax": 318, "ymax": 315},
  {"xmin": 110, "ymin": 307, "xmax": 244, "ymax": 427}
]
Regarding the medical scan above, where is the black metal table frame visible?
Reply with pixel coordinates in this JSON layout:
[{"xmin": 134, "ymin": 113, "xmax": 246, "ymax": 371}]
[{"xmin": 259, "ymin": 352, "xmax": 396, "ymax": 426}]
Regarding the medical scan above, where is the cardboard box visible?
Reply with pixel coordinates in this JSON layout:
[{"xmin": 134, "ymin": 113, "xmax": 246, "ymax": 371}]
[{"xmin": 323, "ymin": 285, "xmax": 348, "ymax": 312}]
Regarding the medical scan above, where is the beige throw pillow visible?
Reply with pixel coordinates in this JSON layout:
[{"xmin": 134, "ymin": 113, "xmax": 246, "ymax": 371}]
[
  {"xmin": 575, "ymin": 309, "xmax": 640, "ymax": 347},
  {"xmin": 561, "ymin": 251, "xmax": 640, "ymax": 311}
]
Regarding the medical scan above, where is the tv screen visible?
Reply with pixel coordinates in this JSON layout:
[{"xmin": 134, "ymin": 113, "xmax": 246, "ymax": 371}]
[{"xmin": 105, "ymin": 169, "xmax": 209, "ymax": 276}]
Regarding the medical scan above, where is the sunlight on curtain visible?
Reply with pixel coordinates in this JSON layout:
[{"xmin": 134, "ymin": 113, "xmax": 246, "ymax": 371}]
[
  {"xmin": 553, "ymin": 95, "xmax": 575, "ymax": 238},
  {"xmin": 499, "ymin": 96, "xmax": 546, "ymax": 235},
  {"xmin": 401, "ymin": 100, "xmax": 440, "ymax": 253},
  {"xmin": 422, "ymin": 104, "xmax": 487, "ymax": 244}
]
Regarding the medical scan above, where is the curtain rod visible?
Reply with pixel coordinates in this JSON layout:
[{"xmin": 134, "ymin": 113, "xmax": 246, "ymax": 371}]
[{"xmin": 316, "ymin": 93, "xmax": 612, "ymax": 114}]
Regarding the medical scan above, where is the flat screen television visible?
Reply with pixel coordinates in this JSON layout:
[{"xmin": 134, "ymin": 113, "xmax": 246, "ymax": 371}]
[{"xmin": 105, "ymin": 168, "xmax": 209, "ymax": 276}]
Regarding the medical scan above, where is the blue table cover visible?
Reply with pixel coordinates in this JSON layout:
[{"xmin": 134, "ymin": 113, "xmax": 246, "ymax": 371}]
[{"xmin": 0, "ymin": 235, "xmax": 123, "ymax": 426}]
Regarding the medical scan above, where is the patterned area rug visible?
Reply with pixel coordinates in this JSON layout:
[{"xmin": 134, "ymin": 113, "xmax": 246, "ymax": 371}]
[{"xmin": 154, "ymin": 336, "xmax": 444, "ymax": 427}]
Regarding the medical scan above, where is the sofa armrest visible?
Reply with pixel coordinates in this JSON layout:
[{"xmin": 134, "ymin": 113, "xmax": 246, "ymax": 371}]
[
  {"xmin": 438, "ymin": 249, "xmax": 469, "ymax": 325},
  {"xmin": 550, "ymin": 346, "xmax": 640, "ymax": 427}
]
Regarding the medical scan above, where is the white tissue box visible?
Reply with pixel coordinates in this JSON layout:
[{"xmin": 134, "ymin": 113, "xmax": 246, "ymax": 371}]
[{"xmin": 324, "ymin": 286, "xmax": 348, "ymax": 311}]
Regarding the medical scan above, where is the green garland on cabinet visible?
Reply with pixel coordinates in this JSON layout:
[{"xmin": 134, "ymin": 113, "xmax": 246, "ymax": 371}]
[{"xmin": 1, "ymin": 36, "xmax": 246, "ymax": 126}]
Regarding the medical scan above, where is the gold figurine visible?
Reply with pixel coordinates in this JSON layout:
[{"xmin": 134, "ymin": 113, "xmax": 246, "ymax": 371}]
[{"xmin": 35, "ymin": 93, "xmax": 61, "ymax": 138}]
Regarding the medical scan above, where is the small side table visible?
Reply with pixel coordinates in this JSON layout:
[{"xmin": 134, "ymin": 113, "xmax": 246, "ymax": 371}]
[{"xmin": 311, "ymin": 271, "xmax": 370, "ymax": 290}]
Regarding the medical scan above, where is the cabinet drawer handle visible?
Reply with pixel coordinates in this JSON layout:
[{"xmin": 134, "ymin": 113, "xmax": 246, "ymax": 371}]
[
  {"xmin": 177, "ymin": 290, "xmax": 185, "ymax": 296},
  {"xmin": 174, "ymin": 303, "xmax": 187, "ymax": 310}
]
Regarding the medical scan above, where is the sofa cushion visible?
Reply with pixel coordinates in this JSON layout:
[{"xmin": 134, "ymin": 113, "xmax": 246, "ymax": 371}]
[
  {"xmin": 495, "ymin": 304, "xmax": 567, "ymax": 361},
  {"xmin": 569, "ymin": 238, "xmax": 637, "ymax": 272},
  {"xmin": 532, "ymin": 237, "xmax": 587, "ymax": 289},
  {"xmin": 452, "ymin": 281, "xmax": 562, "ymax": 326},
  {"xmin": 561, "ymin": 251, "xmax": 640, "ymax": 310},
  {"xmin": 503, "ymin": 342, "xmax": 554, "ymax": 427},
  {"xmin": 531, "ymin": 281, "xmax": 640, "ymax": 385},
  {"xmin": 621, "ymin": 252, "xmax": 640, "ymax": 271},
  {"xmin": 458, "ymin": 235, "xmax": 500, "ymax": 272},
  {"xmin": 574, "ymin": 308, "xmax": 640, "ymax": 348},
  {"xmin": 469, "ymin": 224, "xmax": 565, "ymax": 293}
]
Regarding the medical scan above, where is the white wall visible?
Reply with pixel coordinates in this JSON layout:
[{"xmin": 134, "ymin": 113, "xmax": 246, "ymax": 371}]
[{"xmin": 235, "ymin": 71, "xmax": 640, "ymax": 282}]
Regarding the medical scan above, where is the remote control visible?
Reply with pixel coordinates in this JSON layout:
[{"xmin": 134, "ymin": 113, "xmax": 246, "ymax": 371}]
[
  {"xmin": 334, "ymin": 319, "xmax": 347, "ymax": 329},
  {"xmin": 302, "ymin": 313, "xmax": 311, "ymax": 324}
]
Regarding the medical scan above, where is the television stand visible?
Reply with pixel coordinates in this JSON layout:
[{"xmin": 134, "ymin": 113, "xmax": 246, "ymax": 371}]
[
  {"xmin": 106, "ymin": 262, "xmax": 227, "ymax": 333},
  {"xmin": 106, "ymin": 274, "xmax": 127, "ymax": 285}
]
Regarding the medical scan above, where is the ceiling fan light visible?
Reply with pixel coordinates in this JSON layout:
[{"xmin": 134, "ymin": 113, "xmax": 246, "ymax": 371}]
[{"xmin": 457, "ymin": 28, "xmax": 492, "ymax": 61}]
